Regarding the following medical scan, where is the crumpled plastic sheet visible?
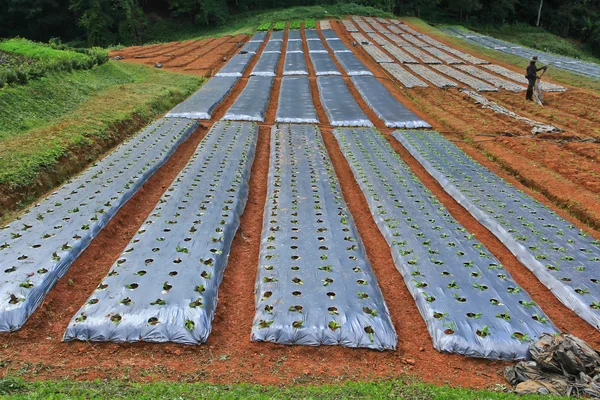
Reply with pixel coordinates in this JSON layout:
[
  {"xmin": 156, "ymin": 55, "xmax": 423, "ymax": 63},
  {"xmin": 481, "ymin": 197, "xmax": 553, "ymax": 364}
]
[
  {"xmin": 250, "ymin": 32, "xmax": 268, "ymax": 42},
  {"xmin": 316, "ymin": 76, "xmax": 372, "ymax": 127},
  {"xmin": 276, "ymin": 76, "xmax": 319, "ymax": 124},
  {"xmin": 288, "ymin": 30, "xmax": 301, "ymax": 41},
  {"xmin": 333, "ymin": 128, "xmax": 557, "ymax": 360},
  {"xmin": 215, "ymin": 53, "xmax": 255, "ymax": 77},
  {"xmin": 382, "ymin": 63, "xmax": 428, "ymax": 88},
  {"xmin": 456, "ymin": 65, "xmax": 525, "ymax": 92},
  {"xmin": 386, "ymin": 46, "xmax": 418, "ymax": 64},
  {"xmin": 270, "ymin": 31, "xmax": 284, "ymax": 41},
  {"xmin": 351, "ymin": 76, "xmax": 430, "ymax": 128},
  {"xmin": 362, "ymin": 45, "xmax": 393, "ymax": 63},
  {"xmin": 241, "ymin": 41, "xmax": 262, "ymax": 54},
  {"xmin": 166, "ymin": 76, "xmax": 239, "ymax": 119},
  {"xmin": 283, "ymin": 52, "xmax": 308, "ymax": 75},
  {"xmin": 0, "ymin": 118, "xmax": 198, "ymax": 332},
  {"xmin": 396, "ymin": 131, "xmax": 600, "ymax": 332},
  {"xmin": 422, "ymin": 46, "xmax": 464, "ymax": 64},
  {"xmin": 342, "ymin": 20, "xmax": 359, "ymax": 33},
  {"xmin": 400, "ymin": 34, "xmax": 428, "ymax": 47},
  {"xmin": 63, "ymin": 121, "xmax": 258, "ymax": 344},
  {"xmin": 251, "ymin": 52, "xmax": 281, "ymax": 77},
  {"xmin": 432, "ymin": 65, "xmax": 498, "ymax": 91},
  {"xmin": 406, "ymin": 64, "xmax": 457, "ymax": 88},
  {"xmin": 263, "ymin": 40, "xmax": 283, "ymax": 53},
  {"xmin": 319, "ymin": 20, "xmax": 331, "ymax": 30},
  {"xmin": 222, "ymin": 76, "xmax": 274, "ymax": 122},
  {"xmin": 482, "ymin": 64, "xmax": 566, "ymax": 92},
  {"xmin": 328, "ymin": 40, "xmax": 351, "ymax": 53},
  {"xmin": 286, "ymin": 40, "xmax": 304, "ymax": 53},
  {"xmin": 307, "ymin": 40, "xmax": 327, "ymax": 53},
  {"xmin": 321, "ymin": 30, "xmax": 340, "ymax": 41},
  {"xmin": 250, "ymin": 124, "xmax": 397, "ymax": 350},
  {"xmin": 402, "ymin": 46, "xmax": 442, "ymax": 64},
  {"xmin": 305, "ymin": 29, "xmax": 320, "ymax": 40},
  {"xmin": 334, "ymin": 52, "xmax": 372, "ymax": 76},
  {"xmin": 309, "ymin": 52, "xmax": 341, "ymax": 76}
]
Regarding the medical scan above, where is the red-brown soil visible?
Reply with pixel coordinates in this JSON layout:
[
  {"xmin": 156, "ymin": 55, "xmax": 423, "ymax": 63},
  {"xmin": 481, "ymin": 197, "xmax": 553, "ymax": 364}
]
[{"xmin": 2, "ymin": 19, "xmax": 600, "ymax": 392}]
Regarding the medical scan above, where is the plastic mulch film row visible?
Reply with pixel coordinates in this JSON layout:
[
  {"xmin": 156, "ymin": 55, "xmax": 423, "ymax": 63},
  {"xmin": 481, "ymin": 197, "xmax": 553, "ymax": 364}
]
[
  {"xmin": 0, "ymin": 118, "xmax": 198, "ymax": 331},
  {"xmin": 455, "ymin": 65, "xmax": 525, "ymax": 92},
  {"xmin": 376, "ymin": 17, "xmax": 389, "ymax": 24},
  {"xmin": 362, "ymin": 45, "xmax": 393, "ymax": 63},
  {"xmin": 385, "ymin": 46, "xmax": 418, "ymax": 64},
  {"xmin": 400, "ymin": 34, "xmax": 429, "ymax": 48},
  {"xmin": 334, "ymin": 52, "xmax": 372, "ymax": 76},
  {"xmin": 399, "ymin": 25, "xmax": 424, "ymax": 37},
  {"xmin": 406, "ymin": 65, "xmax": 457, "ymax": 88},
  {"xmin": 222, "ymin": 76, "xmax": 274, "ymax": 122},
  {"xmin": 482, "ymin": 65, "xmax": 566, "ymax": 92},
  {"xmin": 286, "ymin": 40, "xmax": 304, "ymax": 53},
  {"xmin": 432, "ymin": 65, "xmax": 498, "ymax": 92},
  {"xmin": 276, "ymin": 76, "xmax": 319, "ymax": 124},
  {"xmin": 321, "ymin": 30, "xmax": 340, "ymax": 41},
  {"xmin": 263, "ymin": 40, "xmax": 283, "ymax": 53},
  {"xmin": 241, "ymin": 41, "xmax": 262, "ymax": 54},
  {"xmin": 381, "ymin": 63, "xmax": 428, "ymax": 88},
  {"xmin": 316, "ymin": 76, "xmax": 372, "ymax": 127},
  {"xmin": 307, "ymin": 40, "xmax": 328, "ymax": 53},
  {"xmin": 283, "ymin": 52, "xmax": 308, "ymax": 75},
  {"xmin": 250, "ymin": 32, "xmax": 268, "ymax": 42},
  {"xmin": 395, "ymin": 130, "xmax": 600, "ymax": 331},
  {"xmin": 384, "ymin": 33, "xmax": 412, "ymax": 47},
  {"xmin": 422, "ymin": 46, "xmax": 464, "ymax": 65},
  {"xmin": 367, "ymin": 32, "xmax": 393, "ymax": 47},
  {"xmin": 419, "ymin": 35, "xmax": 446, "ymax": 48},
  {"xmin": 288, "ymin": 30, "xmax": 302, "ymax": 41},
  {"xmin": 387, "ymin": 25, "xmax": 403, "ymax": 35},
  {"xmin": 250, "ymin": 124, "xmax": 397, "ymax": 350},
  {"xmin": 305, "ymin": 30, "xmax": 320, "ymax": 40},
  {"xmin": 64, "ymin": 121, "xmax": 258, "ymax": 344},
  {"xmin": 333, "ymin": 128, "xmax": 557, "ymax": 360},
  {"xmin": 166, "ymin": 77, "xmax": 239, "ymax": 119},
  {"xmin": 402, "ymin": 46, "xmax": 442, "ymax": 64},
  {"xmin": 328, "ymin": 40, "xmax": 351, "ymax": 53},
  {"xmin": 350, "ymin": 33, "xmax": 370, "ymax": 45},
  {"xmin": 351, "ymin": 76, "xmax": 431, "ymax": 128},
  {"xmin": 251, "ymin": 52, "xmax": 281, "ymax": 77},
  {"xmin": 342, "ymin": 20, "xmax": 359, "ymax": 33},
  {"xmin": 309, "ymin": 52, "xmax": 342, "ymax": 76},
  {"xmin": 319, "ymin": 20, "xmax": 332, "ymax": 30},
  {"xmin": 356, "ymin": 20, "xmax": 375, "ymax": 34},
  {"xmin": 271, "ymin": 31, "xmax": 284, "ymax": 41},
  {"xmin": 438, "ymin": 45, "xmax": 488, "ymax": 65},
  {"xmin": 215, "ymin": 53, "xmax": 255, "ymax": 77}
]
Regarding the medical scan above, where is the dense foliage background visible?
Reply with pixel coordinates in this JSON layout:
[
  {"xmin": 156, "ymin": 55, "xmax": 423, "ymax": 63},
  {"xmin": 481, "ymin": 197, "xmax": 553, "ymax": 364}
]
[{"xmin": 0, "ymin": 0, "xmax": 599, "ymax": 55}]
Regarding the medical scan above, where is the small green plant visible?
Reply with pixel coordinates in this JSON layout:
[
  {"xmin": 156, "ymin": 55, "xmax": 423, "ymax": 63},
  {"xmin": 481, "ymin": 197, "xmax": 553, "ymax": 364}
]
[
  {"xmin": 304, "ymin": 19, "xmax": 316, "ymax": 29},
  {"xmin": 289, "ymin": 20, "xmax": 302, "ymax": 30},
  {"xmin": 257, "ymin": 22, "xmax": 271, "ymax": 31},
  {"xmin": 273, "ymin": 21, "xmax": 287, "ymax": 31}
]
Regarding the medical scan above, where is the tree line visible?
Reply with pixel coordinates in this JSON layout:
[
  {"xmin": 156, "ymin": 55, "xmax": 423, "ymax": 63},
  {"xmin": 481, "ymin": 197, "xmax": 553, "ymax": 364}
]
[{"xmin": 0, "ymin": 0, "xmax": 599, "ymax": 55}]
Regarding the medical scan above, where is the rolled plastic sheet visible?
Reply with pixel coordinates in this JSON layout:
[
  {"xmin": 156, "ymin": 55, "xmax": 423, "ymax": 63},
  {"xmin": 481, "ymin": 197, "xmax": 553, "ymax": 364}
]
[
  {"xmin": 395, "ymin": 130, "xmax": 600, "ymax": 332},
  {"xmin": 251, "ymin": 124, "xmax": 397, "ymax": 350},
  {"xmin": 275, "ymin": 76, "xmax": 319, "ymax": 124},
  {"xmin": 215, "ymin": 53, "xmax": 254, "ymax": 77},
  {"xmin": 263, "ymin": 40, "xmax": 283, "ymax": 53},
  {"xmin": 0, "ymin": 118, "xmax": 198, "ymax": 331},
  {"xmin": 283, "ymin": 52, "xmax": 308, "ymax": 75},
  {"xmin": 251, "ymin": 52, "xmax": 281, "ymax": 77},
  {"xmin": 334, "ymin": 128, "xmax": 558, "ymax": 360},
  {"xmin": 334, "ymin": 52, "xmax": 372, "ymax": 76},
  {"xmin": 309, "ymin": 52, "xmax": 341, "ymax": 76},
  {"xmin": 316, "ymin": 76, "xmax": 372, "ymax": 127},
  {"xmin": 223, "ymin": 76, "xmax": 274, "ymax": 122},
  {"xmin": 63, "ymin": 121, "xmax": 258, "ymax": 344},
  {"xmin": 307, "ymin": 40, "xmax": 328, "ymax": 53},
  {"xmin": 350, "ymin": 76, "xmax": 431, "ymax": 128},
  {"xmin": 166, "ymin": 76, "xmax": 239, "ymax": 119}
]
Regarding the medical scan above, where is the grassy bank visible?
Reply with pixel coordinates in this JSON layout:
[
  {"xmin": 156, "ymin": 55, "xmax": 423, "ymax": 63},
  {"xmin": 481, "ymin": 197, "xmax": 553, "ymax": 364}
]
[
  {"xmin": 0, "ymin": 61, "xmax": 202, "ymax": 218},
  {"xmin": 0, "ymin": 377, "xmax": 566, "ymax": 399}
]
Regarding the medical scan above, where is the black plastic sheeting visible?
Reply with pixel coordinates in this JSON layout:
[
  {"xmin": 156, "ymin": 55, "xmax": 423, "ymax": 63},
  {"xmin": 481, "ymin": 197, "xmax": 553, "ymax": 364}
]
[
  {"xmin": 327, "ymin": 40, "xmax": 351, "ymax": 53},
  {"xmin": 215, "ymin": 53, "xmax": 254, "ymax": 77},
  {"xmin": 316, "ymin": 76, "xmax": 372, "ymax": 127},
  {"xmin": 241, "ymin": 41, "xmax": 262, "ymax": 54},
  {"xmin": 288, "ymin": 30, "xmax": 301, "ymax": 41},
  {"xmin": 63, "ymin": 121, "xmax": 258, "ymax": 344},
  {"xmin": 263, "ymin": 40, "xmax": 283, "ymax": 53},
  {"xmin": 305, "ymin": 30, "xmax": 320, "ymax": 40},
  {"xmin": 309, "ymin": 52, "xmax": 341, "ymax": 76},
  {"xmin": 396, "ymin": 131, "xmax": 600, "ymax": 331},
  {"xmin": 351, "ymin": 76, "xmax": 430, "ymax": 128},
  {"xmin": 250, "ymin": 32, "xmax": 268, "ymax": 42},
  {"xmin": 321, "ymin": 30, "xmax": 339, "ymax": 41},
  {"xmin": 275, "ymin": 77, "xmax": 319, "ymax": 124},
  {"xmin": 307, "ymin": 40, "xmax": 327, "ymax": 53},
  {"xmin": 283, "ymin": 52, "xmax": 308, "ymax": 75},
  {"xmin": 334, "ymin": 52, "xmax": 372, "ymax": 76},
  {"xmin": 166, "ymin": 77, "xmax": 238, "ymax": 120},
  {"xmin": 251, "ymin": 124, "xmax": 397, "ymax": 350},
  {"xmin": 0, "ymin": 118, "xmax": 198, "ymax": 332},
  {"xmin": 286, "ymin": 40, "xmax": 304, "ymax": 53},
  {"xmin": 270, "ymin": 31, "xmax": 284, "ymax": 41},
  {"xmin": 333, "ymin": 128, "xmax": 557, "ymax": 360},
  {"xmin": 223, "ymin": 76, "xmax": 274, "ymax": 122},
  {"xmin": 251, "ymin": 52, "xmax": 281, "ymax": 77}
]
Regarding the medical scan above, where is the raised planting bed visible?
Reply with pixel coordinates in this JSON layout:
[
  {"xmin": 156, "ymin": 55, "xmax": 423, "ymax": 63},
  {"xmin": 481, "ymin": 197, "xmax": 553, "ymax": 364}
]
[
  {"xmin": 166, "ymin": 76, "xmax": 239, "ymax": 119},
  {"xmin": 222, "ymin": 76, "xmax": 274, "ymax": 122},
  {"xmin": 276, "ymin": 76, "xmax": 319, "ymax": 124},
  {"xmin": 316, "ymin": 76, "xmax": 372, "ymax": 127}
]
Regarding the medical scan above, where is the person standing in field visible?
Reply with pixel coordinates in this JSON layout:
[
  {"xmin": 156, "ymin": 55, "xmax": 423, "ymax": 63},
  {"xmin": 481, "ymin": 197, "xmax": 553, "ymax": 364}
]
[{"xmin": 525, "ymin": 55, "xmax": 547, "ymax": 101}]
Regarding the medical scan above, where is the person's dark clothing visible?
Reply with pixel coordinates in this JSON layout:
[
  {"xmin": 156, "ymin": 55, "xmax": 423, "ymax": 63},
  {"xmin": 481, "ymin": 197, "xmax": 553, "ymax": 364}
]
[
  {"xmin": 525, "ymin": 63, "xmax": 545, "ymax": 100},
  {"xmin": 526, "ymin": 77, "xmax": 536, "ymax": 100}
]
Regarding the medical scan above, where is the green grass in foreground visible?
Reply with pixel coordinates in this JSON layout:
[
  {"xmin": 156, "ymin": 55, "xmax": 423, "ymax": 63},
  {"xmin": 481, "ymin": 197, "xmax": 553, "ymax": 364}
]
[
  {"xmin": 0, "ymin": 61, "xmax": 202, "ymax": 210},
  {"xmin": 0, "ymin": 377, "xmax": 568, "ymax": 399}
]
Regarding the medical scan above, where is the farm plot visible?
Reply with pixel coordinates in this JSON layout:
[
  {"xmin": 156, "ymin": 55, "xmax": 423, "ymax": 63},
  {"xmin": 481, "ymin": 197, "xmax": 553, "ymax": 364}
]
[
  {"xmin": 396, "ymin": 131, "xmax": 600, "ymax": 331},
  {"xmin": 432, "ymin": 65, "xmax": 498, "ymax": 91},
  {"xmin": 351, "ymin": 76, "xmax": 430, "ymax": 128},
  {"xmin": 401, "ymin": 46, "xmax": 442, "ymax": 64},
  {"xmin": 64, "ymin": 121, "xmax": 258, "ymax": 344},
  {"xmin": 482, "ymin": 64, "xmax": 566, "ymax": 92},
  {"xmin": 455, "ymin": 65, "xmax": 525, "ymax": 92},
  {"xmin": 333, "ymin": 128, "xmax": 556, "ymax": 360},
  {"xmin": 309, "ymin": 52, "xmax": 341, "ymax": 76},
  {"xmin": 334, "ymin": 52, "xmax": 372, "ymax": 76},
  {"xmin": 422, "ymin": 46, "xmax": 464, "ymax": 65},
  {"xmin": 406, "ymin": 65, "xmax": 457, "ymax": 88},
  {"xmin": 276, "ymin": 77, "xmax": 319, "ymax": 124},
  {"xmin": 381, "ymin": 64, "xmax": 428, "ymax": 88},
  {"xmin": 0, "ymin": 118, "xmax": 198, "ymax": 331},
  {"xmin": 251, "ymin": 52, "xmax": 281, "ymax": 76},
  {"xmin": 316, "ymin": 76, "xmax": 372, "ymax": 127},
  {"xmin": 283, "ymin": 52, "xmax": 308, "ymax": 75},
  {"xmin": 251, "ymin": 124, "xmax": 397, "ymax": 350},
  {"xmin": 166, "ymin": 76, "xmax": 238, "ymax": 119},
  {"xmin": 263, "ymin": 40, "xmax": 283, "ymax": 53},
  {"xmin": 362, "ymin": 46, "xmax": 393, "ymax": 63},
  {"xmin": 222, "ymin": 76, "xmax": 274, "ymax": 122},
  {"xmin": 215, "ymin": 53, "xmax": 255, "ymax": 77}
]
